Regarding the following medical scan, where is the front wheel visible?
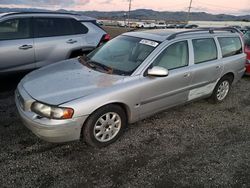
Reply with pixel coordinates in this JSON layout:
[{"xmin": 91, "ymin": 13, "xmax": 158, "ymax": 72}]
[
  {"xmin": 82, "ymin": 105, "xmax": 127, "ymax": 147},
  {"xmin": 210, "ymin": 76, "xmax": 232, "ymax": 103}
]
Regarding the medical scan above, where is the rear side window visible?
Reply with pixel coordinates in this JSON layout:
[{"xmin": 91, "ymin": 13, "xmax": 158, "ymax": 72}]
[
  {"xmin": 70, "ymin": 19, "xmax": 88, "ymax": 34},
  {"xmin": 34, "ymin": 18, "xmax": 74, "ymax": 38},
  {"xmin": 153, "ymin": 41, "xmax": 189, "ymax": 70},
  {"xmin": 218, "ymin": 37, "xmax": 242, "ymax": 57},
  {"xmin": 0, "ymin": 18, "xmax": 31, "ymax": 40},
  {"xmin": 192, "ymin": 38, "xmax": 217, "ymax": 64}
]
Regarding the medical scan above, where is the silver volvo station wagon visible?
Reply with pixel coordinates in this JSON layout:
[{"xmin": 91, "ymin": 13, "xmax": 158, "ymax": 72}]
[{"xmin": 16, "ymin": 28, "xmax": 246, "ymax": 147}]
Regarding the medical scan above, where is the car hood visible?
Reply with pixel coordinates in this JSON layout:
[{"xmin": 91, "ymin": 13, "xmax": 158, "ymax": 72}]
[{"xmin": 21, "ymin": 59, "xmax": 125, "ymax": 105}]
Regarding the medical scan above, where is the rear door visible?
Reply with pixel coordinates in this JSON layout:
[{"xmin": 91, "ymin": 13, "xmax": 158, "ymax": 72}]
[
  {"xmin": 33, "ymin": 17, "xmax": 84, "ymax": 68},
  {"xmin": 0, "ymin": 17, "xmax": 34, "ymax": 72},
  {"xmin": 188, "ymin": 38, "xmax": 223, "ymax": 101}
]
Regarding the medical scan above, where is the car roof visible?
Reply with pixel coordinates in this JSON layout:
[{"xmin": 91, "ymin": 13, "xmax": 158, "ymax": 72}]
[
  {"xmin": 123, "ymin": 28, "xmax": 240, "ymax": 42},
  {"xmin": 0, "ymin": 12, "xmax": 95, "ymax": 21}
]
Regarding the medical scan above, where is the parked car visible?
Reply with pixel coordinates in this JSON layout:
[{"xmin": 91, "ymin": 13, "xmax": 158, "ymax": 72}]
[
  {"xmin": 185, "ymin": 24, "xmax": 198, "ymax": 29},
  {"xmin": 136, "ymin": 22, "xmax": 155, "ymax": 29},
  {"xmin": 176, "ymin": 24, "xmax": 186, "ymax": 29},
  {"xmin": 166, "ymin": 24, "xmax": 176, "ymax": 28},
  {"xmin": 16, "ymin": 28, "xmax": 246, "ymax": 147},
  {"xmin": 243, "ymin": 30, "xmax": 250, "ymax": 75},
  {"xmin": 0, "ymin": 12, "xmax": 109, "ymax": 73},
  {"xmin": 155, "ymin": 22, "xmax": 167, "ymax": 29},
  {"xmin": 127, "ymin": 22, "xmax": 138, "ymax": 28}
]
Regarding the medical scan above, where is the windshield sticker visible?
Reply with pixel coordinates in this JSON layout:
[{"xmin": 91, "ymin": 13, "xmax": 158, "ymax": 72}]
[{"xmin": 140, "ymin": 39, "xmax": 159, "ymax": 47}]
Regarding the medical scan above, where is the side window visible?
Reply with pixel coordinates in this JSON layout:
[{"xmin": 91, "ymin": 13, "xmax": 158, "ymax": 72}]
[
  {"xmin": 0, "ymin": 18, "xmax": 31, "ymax": 40},
  {"xmin": 152, "ymin": 41, "xmax": 189, "ymax": 70},
  {"xmin": 192, "ymin": 38, "xmax": 217, "ymax": 64},
  {"xmin": 70, "ymin": 19, "xmax": 88, "ymax": 34},
  {"xmin": 34, "ymin": 18, "xmax": 74, "ymax": 38},
  {"xmin": 218, "ymin": 37, "xmax": 242, "ymax": 57}
]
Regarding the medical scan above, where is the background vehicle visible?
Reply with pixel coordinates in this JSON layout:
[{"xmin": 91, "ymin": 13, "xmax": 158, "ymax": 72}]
[
  {"xmin": 155, "ymin": 21, "xmax": 167, "ymax": 29},
  {"xmin": 176, "ymin": 24, "xmax": 186, "ymax": 28},
  {"xmin": 166, "ymin": 24, "xmax": 176, "ymax": 28},
  {"xmin": 0, "ymin": 12, "xmax": 109, "ymax": 73},
  {"xmin": 243, "ymin": 29, "xmax": 250, "ymax": 75},
  {"xmin": 136, "ymin": 22, "xmax": 155, "ymax": 29},
  {"xmin": 16, "ymin": 28, "xmax": 246, "ymax": 147},
  {"xmin": 185, "ymin": 24, "xmax": 199, "ymax": 29}
]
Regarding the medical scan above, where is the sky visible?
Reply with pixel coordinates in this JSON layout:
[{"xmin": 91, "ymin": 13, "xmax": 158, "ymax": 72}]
[{"xmin": 0, "ymin": 0, "xmax": 249, "ymax": 15}]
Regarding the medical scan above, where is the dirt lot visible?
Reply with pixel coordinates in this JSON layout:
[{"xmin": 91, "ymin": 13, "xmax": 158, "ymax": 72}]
[{"xmin": 0, "ymin": 27, "xmax": 250, "ymax": 187}]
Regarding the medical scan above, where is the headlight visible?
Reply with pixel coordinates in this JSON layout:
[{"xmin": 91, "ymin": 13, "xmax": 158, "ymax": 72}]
[{"xmin": 31, "ymin": 102, "xmax": 74, "ymax": 119}]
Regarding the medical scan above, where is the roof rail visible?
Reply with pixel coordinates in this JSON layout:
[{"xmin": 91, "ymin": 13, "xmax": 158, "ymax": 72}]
[
  {"xmin": 1, "ymin": 11, "xmax": 81, "ymax": 17},
  {"xmin": 166, "ymin": 27, "xmax": 239, "ymax": 40}
]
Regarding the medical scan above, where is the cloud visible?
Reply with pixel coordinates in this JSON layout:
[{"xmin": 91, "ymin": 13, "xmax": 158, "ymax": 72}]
[
  {"xmin": 0, "ymin": 0, "xmax": 90, "ymax": 8},
  {"xmin": 237, "ymin": 9, "xmax": 250, "ymax": 15},
  {"xmin": 99, "ymin": 0, "xmax": 113, "ymax": 4}
]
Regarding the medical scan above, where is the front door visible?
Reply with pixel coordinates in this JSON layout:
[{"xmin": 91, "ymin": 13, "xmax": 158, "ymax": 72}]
[
  {"xmin": 0, "ymin": 17, "xmax": 34, "ymax": 72},
  {"xmin": 139, "ymin": 40, "xmax": 192, "ymax": 117}
]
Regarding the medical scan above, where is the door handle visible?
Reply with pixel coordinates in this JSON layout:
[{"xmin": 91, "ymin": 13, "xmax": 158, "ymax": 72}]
[
  {"xmin": 19, "ymin": 45, "xmax": 33, "ymax": 50},
  {"xmin": 66, "ymin": 39, "xmax": 77, "ymax": 44},
  {"xmin": 184, "ymin": 73, "xmax": 191, "ymax": 78},
  {"xmin": 216, "ymin": 65, "xmax": 221, "ymax": 69}
]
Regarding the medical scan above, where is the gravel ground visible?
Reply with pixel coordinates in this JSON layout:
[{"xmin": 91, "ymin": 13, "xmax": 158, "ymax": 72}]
[{"xmin": 0, "ymin": 27, "xmax": 250, "ymax": 187}]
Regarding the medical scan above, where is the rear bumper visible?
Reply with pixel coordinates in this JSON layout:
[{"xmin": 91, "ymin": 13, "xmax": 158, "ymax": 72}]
[{"xmin": 15, "ymin": 89, "xmax": 88, "ymax": 143}]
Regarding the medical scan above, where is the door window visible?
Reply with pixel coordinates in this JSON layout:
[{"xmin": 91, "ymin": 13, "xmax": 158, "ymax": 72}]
[
  {"xmin": 152, "ymin": 41, "xmax": 189, "ymax": 70},
  {"xmin": 192, "ymin": 38, "xmax": 217, "ymax": 64},
  {"xmin": 218, "ymin": 37, "xmax": 242, "ymax": 57},
  {"xmin": 34, "ymin": 18, "xmax": 74, "ymax": 38},
  {"xmin": 0, "ymin": 18, "xmax": 31, "ymax": 40}
]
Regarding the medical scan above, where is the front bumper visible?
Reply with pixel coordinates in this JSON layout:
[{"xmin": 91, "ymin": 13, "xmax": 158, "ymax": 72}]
[{"xmin": 15, "ymin": 88, "xmax": 88, "ymax": 143}]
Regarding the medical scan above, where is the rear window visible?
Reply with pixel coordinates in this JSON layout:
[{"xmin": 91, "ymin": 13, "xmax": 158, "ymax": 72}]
[
  {"xmin": 218, "ymin": 37, "xmax": 242, "ymax": 58},
  {"xmin": 192, "ymin": 38, "xmax": 217, "ymax": 64},
  {"xmin": 70, "ymin": 19, "xmax": 88, "ymax": 34}
]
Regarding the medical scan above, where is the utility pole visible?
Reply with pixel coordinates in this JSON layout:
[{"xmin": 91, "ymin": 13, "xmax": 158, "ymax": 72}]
[
  {"xmin": 128, "ymin": 0, "xmax": 132, "ymax": 28},
  {"xmin": 186, "ymin": 0, "xmax": 193, "ymax": 24}
]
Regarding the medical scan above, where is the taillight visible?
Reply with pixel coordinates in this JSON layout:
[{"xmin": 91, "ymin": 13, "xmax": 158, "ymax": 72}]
[
  {"xmin": 98, "ymin": 34, "xmax": 110, "ymax": 47},
  {"xmin": 103, "ymin": 34, "xmax": 110, "ymax": 42}
]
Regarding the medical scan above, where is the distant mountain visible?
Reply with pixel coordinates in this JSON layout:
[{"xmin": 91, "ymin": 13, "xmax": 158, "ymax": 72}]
[{"xmin": 0, "ymin": 7, "xmax": 250, "ymax": 22}]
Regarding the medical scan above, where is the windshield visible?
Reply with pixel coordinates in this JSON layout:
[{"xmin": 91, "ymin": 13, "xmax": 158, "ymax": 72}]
[
  {"xmin": 243, "ymin": 30, "xmax": 250, "ymax": 46},
  {"xmin": 87, "ymin": 35, "xmax": 159, "ymax": 75}
]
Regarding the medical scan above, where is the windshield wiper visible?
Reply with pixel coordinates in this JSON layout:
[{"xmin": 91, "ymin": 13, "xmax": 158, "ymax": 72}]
[
  {"xmin": 87, "ymin": 60, "xmax": 113, "ymax": 74},
  {"xmin": 78, "ymin": 56, "xmax": 97, "ymax": 70},
  {"xmin": 78, "ymin": 56, "xmax": 115, "ymax": 75}
]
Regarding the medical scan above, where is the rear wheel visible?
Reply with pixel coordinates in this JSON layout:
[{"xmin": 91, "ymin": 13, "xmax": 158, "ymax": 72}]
[
  {"xmin": 83, "ymin": 105, "xmax": 127, "ymax": 147},
  {"xmin": 210, "ymin": 76, "xmax": 233, "ymax": 103}
]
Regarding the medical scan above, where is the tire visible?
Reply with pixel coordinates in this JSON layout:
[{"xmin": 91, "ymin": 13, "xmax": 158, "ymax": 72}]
[
  {"xmin": 210, "ymin": 76, "xmax": 233, "ymax": 103},
  {"xmin": 82, "ymin": 104, "xmax": 127, "ymax": 147}
]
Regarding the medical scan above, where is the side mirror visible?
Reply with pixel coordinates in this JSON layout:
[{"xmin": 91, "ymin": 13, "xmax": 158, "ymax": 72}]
[{"xmin": 147, "ymin": 66, "xmax": 169, "ymax": 77}]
